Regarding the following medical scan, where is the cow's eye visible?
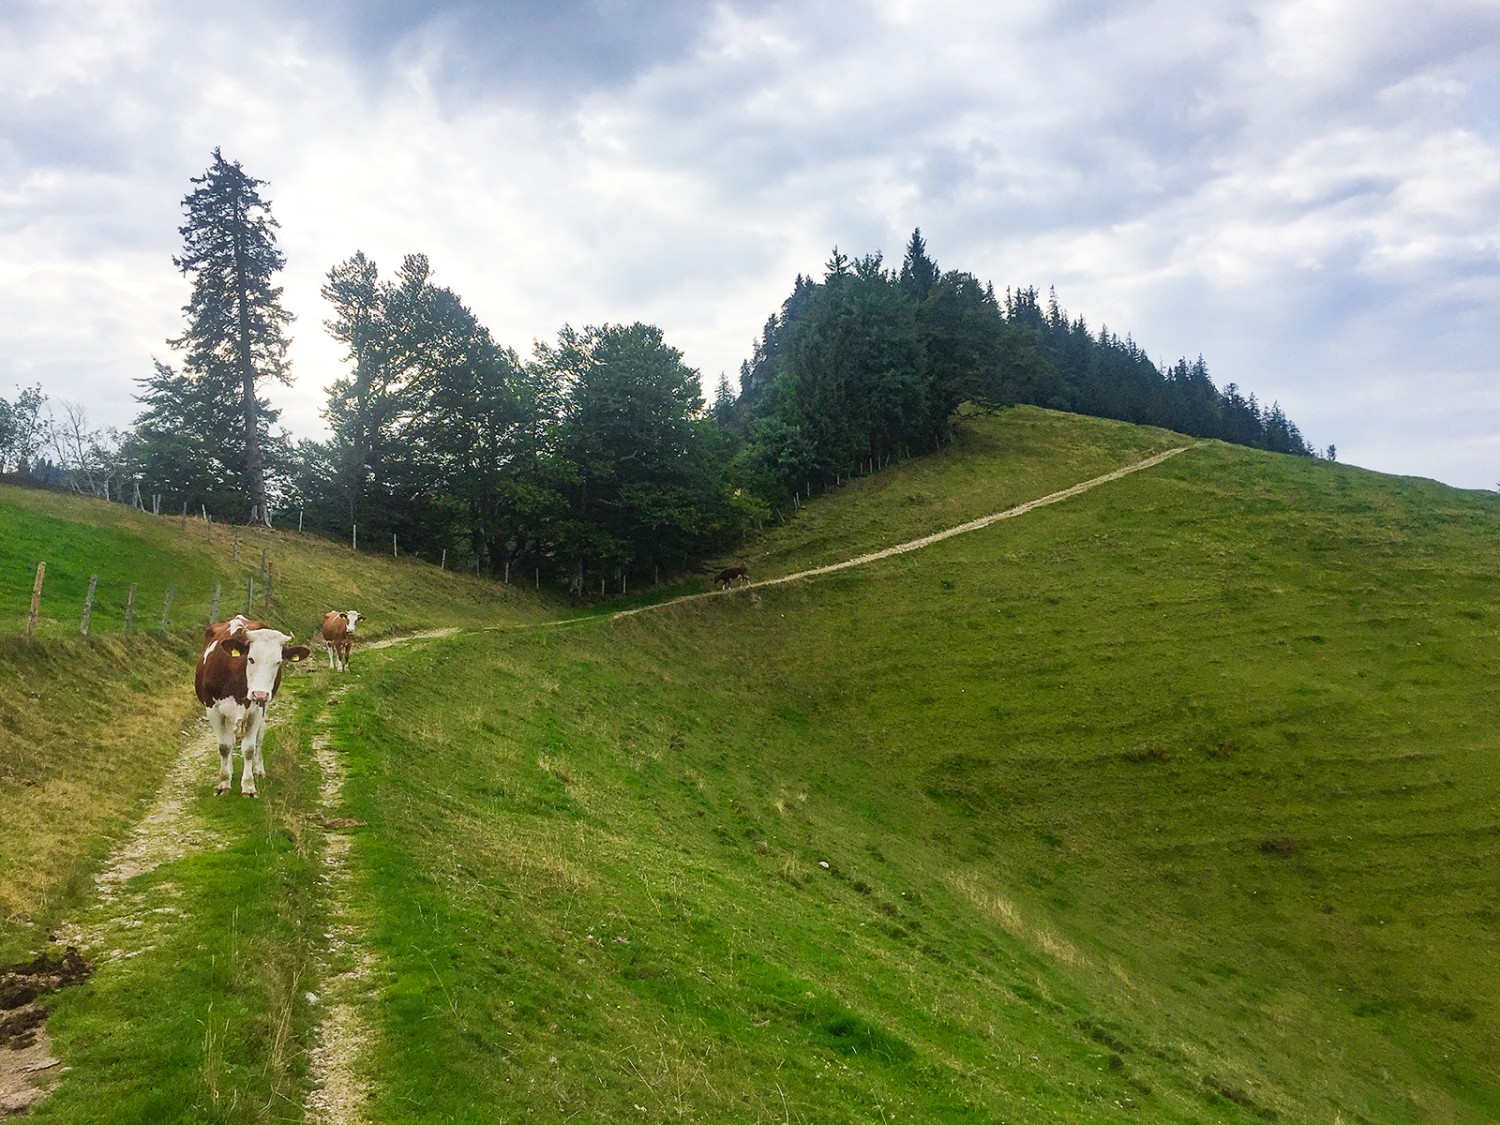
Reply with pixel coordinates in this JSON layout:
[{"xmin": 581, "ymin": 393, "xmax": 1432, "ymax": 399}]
[{"xmin": 247, "ymin": 657, "xmax": 256, "ymax": 664}]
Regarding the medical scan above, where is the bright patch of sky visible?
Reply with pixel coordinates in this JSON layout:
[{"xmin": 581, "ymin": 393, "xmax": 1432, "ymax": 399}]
[{"xmin": 3, "ymin": 0, "xmax": 1498, "ymax": 487}]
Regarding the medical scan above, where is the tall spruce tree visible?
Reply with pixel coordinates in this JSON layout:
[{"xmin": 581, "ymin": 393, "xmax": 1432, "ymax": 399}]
[
  {"xmin": 171, "ymin": 148, "xmax": 294, "ymax": 524},
  {"xmin": 898, "ymin": 227, "xmax": 939, "ymax": 301}
]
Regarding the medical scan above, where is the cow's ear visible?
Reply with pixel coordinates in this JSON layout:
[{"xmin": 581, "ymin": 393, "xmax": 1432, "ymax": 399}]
[
  {"xmin": 284, "ymin": 645, "xmax": 312, "ymax": 663},
  {"xmin": 222, "ymin": 636, "xmax": 249, "ymax": 657}
]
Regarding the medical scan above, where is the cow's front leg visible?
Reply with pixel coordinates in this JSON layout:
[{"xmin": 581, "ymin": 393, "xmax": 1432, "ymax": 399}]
[
  {"xmin": 207, "ymin": 705, "xmax": 237, "ymax": 794},
  {"xmin": 240, "ymin": 707, "xmax": 268, "ymax": 797},
  {"xmin": 327, "ymin": 645, "xmax": 338, "ymax": 671}
]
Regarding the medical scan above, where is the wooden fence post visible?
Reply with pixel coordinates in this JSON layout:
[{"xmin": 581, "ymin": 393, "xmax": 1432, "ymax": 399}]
[
  {"xmin": 80, "ymin": 574, "xmax": 98, "ymax": 636},
  {"xmin": 246, "ymin": 578, "xmax": 254, "ymax": 614},
  {"xmin": 210, "ymin": 584, "xmax": 221, "ymax": 624},
  {"xmin": 265, "ymin": 562, "xmax": 273, "ymax": 607},
  {"xmin": 124, "ymin": 583, "xmax": 137, "ymax": 637},
  {"xmin": 441, "ymin": 549, "xmax": 446, "ymax": 570},
  {"xmin": 27, "ymin": 563, "xmax": 45, "ymax": 638},
  {"xmin": 160, "ymin": 586, "xmax": 175, "ymax": 632},
  {"xmin": 233, "ymin": 532, "xmax": 240, "ymax": 561},
  {"xmin": 298, "ymin": 509, "xmax": 304, "ymax": 533},
  {"xmin": 393, "ymin": 533, "xmax": 398, "ymax": 558},
  {"xmin": 352, "ymin": 523, "xmax": 358, "ymax": 551}
]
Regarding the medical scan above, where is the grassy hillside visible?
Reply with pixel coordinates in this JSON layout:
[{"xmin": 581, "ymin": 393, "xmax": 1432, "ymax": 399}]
[
  {"xmin": 0, "ymin": 486, "xmax": 544, "ymax": 964},
  {"xmin": 6, "ymin": 407, "xmax": 1500, "ymax": 1122}
]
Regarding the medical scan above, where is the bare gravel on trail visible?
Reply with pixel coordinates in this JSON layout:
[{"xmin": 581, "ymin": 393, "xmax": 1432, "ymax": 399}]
[{"xmin": 304, "ymin": 687, "xmax": 371, "ymax": 1125}]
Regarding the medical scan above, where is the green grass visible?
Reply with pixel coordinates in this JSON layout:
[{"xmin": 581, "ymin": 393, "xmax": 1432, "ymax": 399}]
[
  {"xmin": 31, "ymin": 675, "xmax": 330, "ymax": 1123},
  {"xmin": 6, "ymin": 407, "xmax": 1500, "ymax": 1122},
  {"xmin": 0, "ymin": 482, "xmax": 538, "ymax": 641},
  {"xmin": 0, "ymin": 484, "xmax": 545, "ymax": 962},
  {"xmin": 731, "ymin": 405, "xmax": 1188, "ymax": 580}
]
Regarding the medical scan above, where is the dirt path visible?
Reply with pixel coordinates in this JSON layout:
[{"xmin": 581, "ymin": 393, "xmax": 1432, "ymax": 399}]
[
  {"xmin": 303, "ymin": 686, "xmax": 370, "ymax": 1125},
  {"xmin": 613, "ymin": 442, "xmax": 1197, "ymax": 620},
  {"xmin": 6, "ymin": 631, "xmax": 455, "ymax": 1121},
  {"xmin": 278, "ymin": 630, "xmax": 460, "ymax": 1125},
  {"xmin": 3, "ymin": 720, "xmax": 232, "ymax": 1114}
]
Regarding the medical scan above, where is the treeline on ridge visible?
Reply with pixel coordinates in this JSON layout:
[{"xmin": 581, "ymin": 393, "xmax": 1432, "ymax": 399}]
[
  {"xmin": 723, "ymin": 231, "xmax": 1314, "ymax": 489},
  {"xmin": 0, "ymin": 153, "xmax": 1316, "ymax": 597}
]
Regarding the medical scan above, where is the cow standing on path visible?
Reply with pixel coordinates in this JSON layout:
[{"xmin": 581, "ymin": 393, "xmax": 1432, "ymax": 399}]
[
  {"xmin": 195, "ymin": 617, "xmax": 310, "ymax": 797},
  {"xmin": 320, "ymin": 610, "xmax": 363, "ymax": 671},
  {"xmin": 715, "ymin": 565, "xmax": 749, "ymax": 590}
]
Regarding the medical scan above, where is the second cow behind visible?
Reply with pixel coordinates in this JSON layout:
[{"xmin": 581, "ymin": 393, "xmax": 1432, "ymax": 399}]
[{"xmin": 320, "ymin": 609, "xmax": 364, "ymax": 671}]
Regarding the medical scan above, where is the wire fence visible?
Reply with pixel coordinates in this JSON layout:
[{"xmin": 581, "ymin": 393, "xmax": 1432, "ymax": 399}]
[{"xmin": 15, "ymin": 559, "xmax": 282, "ymax": 640}]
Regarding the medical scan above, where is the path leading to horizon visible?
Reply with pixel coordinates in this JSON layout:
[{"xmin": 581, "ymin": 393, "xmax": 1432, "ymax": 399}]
[{"xmin": 611, "ymin": 441, "xmax": 1199, "ymax": 621}]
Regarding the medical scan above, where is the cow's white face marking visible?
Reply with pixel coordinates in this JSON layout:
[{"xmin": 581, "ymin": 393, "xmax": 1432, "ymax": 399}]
[
  {"xmin": 344, "ymin": 610, "xmax": 361, "ymax": 634},
  {"xmin": 243, "ymin": 629, "xmax": 294, "ymax": 703}
]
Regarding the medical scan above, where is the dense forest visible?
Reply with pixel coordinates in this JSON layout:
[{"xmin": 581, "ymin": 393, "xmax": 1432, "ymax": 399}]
[{"xmin": 0, "ymin": 153, "xmax": 1319, "ymax": 594}]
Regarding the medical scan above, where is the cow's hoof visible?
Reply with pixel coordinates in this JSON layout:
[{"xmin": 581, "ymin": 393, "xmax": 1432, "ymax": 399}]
[
  {"xmin": 242, "ymin": 790, "xmax": 258, "ymax": 799},
  {"xmin": 215, "ymin": 784, "xmax": 230, "ymax": 796},
  {"xmin": 253, "ymin": 767, "xmax": 266, "ymax": 778}
]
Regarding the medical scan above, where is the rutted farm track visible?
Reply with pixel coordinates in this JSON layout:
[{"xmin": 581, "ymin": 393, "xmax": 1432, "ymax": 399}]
[{"xmin": 2, "ymin": 446, "xmax": 1194, "ymax": 1119}]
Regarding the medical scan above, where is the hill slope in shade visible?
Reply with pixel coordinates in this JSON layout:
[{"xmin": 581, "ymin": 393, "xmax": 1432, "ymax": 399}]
[{"xmin": 5, "ymin": 407, "xmax": 1499, "ymax": 1123}]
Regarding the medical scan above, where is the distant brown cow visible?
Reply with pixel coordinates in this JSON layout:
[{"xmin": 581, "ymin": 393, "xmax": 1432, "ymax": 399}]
[
  {"xmin": 714, "ymin": 565, "xmax": 749, "ymax": 590},
  {"xmin": 195, "ymin": 616, "xmax": 310, "ymax": 797},
  {"xmin": 320, "ymin": 610, "xmax": 363, "ymax": 671}
]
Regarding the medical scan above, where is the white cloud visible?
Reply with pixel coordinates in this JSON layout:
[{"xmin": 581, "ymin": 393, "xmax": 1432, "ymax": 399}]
[{"xmin": 3, "ymin": 0, "xmax": 1499, "ymax": 486}]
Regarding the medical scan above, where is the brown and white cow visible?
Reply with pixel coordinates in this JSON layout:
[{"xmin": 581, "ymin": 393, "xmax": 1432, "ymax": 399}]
[
  {"xmin": 319, "ymin": 610, "xmax": 363, "ymax": 671},
  {"xmin": 195, "ymin": 616, "xmax": 310, "ymax": 797}
]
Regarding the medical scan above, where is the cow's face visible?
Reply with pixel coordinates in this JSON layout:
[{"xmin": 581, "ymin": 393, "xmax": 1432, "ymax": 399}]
[
  {"xmin": 344, "ymin": 610, "xmax": 362, "ymax": 634},
  {"xmin": 225, "ymin": 628, "xmax": 310, "ymax": 703}
]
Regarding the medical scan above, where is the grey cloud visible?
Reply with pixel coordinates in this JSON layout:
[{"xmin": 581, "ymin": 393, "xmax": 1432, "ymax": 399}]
[
  {"xmin": 5, "ymin": 0, "xmax": 1500, "ymax": 489},
  {"xmin": 280, "ymin": 0, "xmax": 728, "ymax": 104}
]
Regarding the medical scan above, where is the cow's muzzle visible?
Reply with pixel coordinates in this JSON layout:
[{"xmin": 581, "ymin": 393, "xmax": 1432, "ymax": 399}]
[{"xmin": 249, "ymin": 691, "xmax": 271, "ymax": 704}]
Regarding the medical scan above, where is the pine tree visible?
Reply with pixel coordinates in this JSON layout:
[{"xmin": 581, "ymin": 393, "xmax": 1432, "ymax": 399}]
[
  {"xmin": 898, "ymin": 228, "xmax": 939, "ymax": 301},
  {"xmin": 170, "ymin": 148, "xmax": 294, "ymax": 524},
  {"xmin": 712, "ymin": 372, "xmax": 736, "ymax": 425}
]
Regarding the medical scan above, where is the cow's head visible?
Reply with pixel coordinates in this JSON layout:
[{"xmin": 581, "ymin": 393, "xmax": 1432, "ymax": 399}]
[
  {"xmin": 223, "ymin": 628, "xmax": 311, "ymax": 703},
  {"xmin": 344, "ymin": 610, "xmax": 362, "ymax": 634}
]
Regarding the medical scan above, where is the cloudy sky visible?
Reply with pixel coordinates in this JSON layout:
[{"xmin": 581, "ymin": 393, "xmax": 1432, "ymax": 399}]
[{"xmin": 4, "ymin": 0, "xmax": 1499, "ymax": 487}]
